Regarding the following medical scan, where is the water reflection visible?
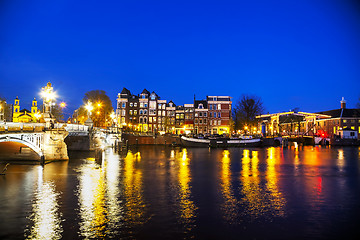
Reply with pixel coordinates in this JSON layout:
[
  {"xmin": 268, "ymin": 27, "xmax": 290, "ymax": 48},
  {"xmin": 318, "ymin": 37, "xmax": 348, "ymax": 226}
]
[
  {"xmin": 104, "ymin": 150, "xmax": 123, "ymax": 232},
  {"xmin": 26, "ymin": 166, "xmax": 63, "ymax": 240},
  {"xmin": 123, "ymin": 150, "xmax": 146, "ymax": 225},
  {"xmin": 241, "ymin": 149, "xmax": 263, "ymax": 219},
  {"xmin": 77, "ymin": 161, "xmax": 108, "ymax": 238},
  {"xmin": 266, "ymin": 147, "xmax": 286, "ymax": 217},
  {"xmin": 240, "ymin": 148, "xmax": 286, "ymax": 220},
  {"xmin": 220, "ymin": 150, "xmax": 238, "ymax": 222},
  {"xmin": 176, "ymin": 149, "xmax": 197, "ymax": 230}
]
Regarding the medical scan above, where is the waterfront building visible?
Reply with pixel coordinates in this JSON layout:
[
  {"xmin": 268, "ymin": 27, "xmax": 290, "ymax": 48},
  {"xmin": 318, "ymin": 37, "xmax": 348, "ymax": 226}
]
[
  {"xmin": 138, "ymin": 89, "xmax": 150, "ymax": 132},
  {"xmin": 184, "ymin": 103, "xmax": 194, "ymax": 133},
  {"xmin": 175, "ymin": 105, "xmax": 185, "ymax": 134},
  {"xmin": 116, "ymin": 88, "xmax": 139, "ymax": 130},
  {"xmin": 115, "ymin": 88, "xmax": 232, "ymax": 135},
  {"xmin": 12, "ymin": 97, "xmax": 39, "ymax": 123},
  {"xmin": 257, "ymin": 97, "xmax": 360, "ymax": 139},
  {"xmin": 194, "ymin": 100, "xmax": 208, "ymax": 134},
  {"xmin": 166, "ymin": 101, "xmax": 176, "ymax": 133},
  {"xmin": 207, "ymin": 96, "xmax": 232, "ymax": 135},
  {"xmin": 315, "ymin": 98, "xmax": 360, "ymax": 139}
]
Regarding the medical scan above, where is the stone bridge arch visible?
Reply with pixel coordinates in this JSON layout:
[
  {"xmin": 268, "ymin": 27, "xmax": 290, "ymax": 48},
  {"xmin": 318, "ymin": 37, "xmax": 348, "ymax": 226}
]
[{"xmin": 0, "ymin": 134, "xmax": 43, "ymax": 157}]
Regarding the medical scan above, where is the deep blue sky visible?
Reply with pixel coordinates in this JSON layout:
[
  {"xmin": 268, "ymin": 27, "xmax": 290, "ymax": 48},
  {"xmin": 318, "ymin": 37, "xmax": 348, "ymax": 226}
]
[{"xmin": 1, "ymin": 0, "xmax": 360, "ymax": 117}]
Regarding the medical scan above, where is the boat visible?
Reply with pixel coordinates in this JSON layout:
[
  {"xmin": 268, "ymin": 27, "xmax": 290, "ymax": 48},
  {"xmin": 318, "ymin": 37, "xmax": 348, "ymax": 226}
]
[{"xmin": 180, "ymin": 135, "xmax": 262, "ymax": 148}]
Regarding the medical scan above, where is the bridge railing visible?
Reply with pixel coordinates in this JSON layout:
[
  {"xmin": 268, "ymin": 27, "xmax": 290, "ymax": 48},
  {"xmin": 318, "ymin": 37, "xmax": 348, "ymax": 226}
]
[
  {"xmin": 0, "ymin": 122, "xmax": 90, "ymax": 133},
  {"xmin": 0, "ymin": 122, "xmax": 45, "ymax": 132}
]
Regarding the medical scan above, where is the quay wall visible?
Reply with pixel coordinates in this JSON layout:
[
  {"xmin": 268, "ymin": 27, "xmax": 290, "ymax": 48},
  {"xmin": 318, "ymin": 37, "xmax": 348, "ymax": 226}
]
[{"xmin": 122, "ymin": 133, "xmax": 181, "ymax": 145}]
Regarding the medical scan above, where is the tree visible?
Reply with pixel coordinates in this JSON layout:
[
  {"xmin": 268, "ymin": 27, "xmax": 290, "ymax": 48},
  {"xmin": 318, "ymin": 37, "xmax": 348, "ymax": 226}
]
[
  {"xmin": 75, "ymin": 90, "xmax": 113, "ymax": 127},
  {"xmin": 232, "ymin": 94, "xmax": 265, "ymax": 133},
  {"xmin": 0, "ymin": 96, "xmax": 12, "ymax": 121}
]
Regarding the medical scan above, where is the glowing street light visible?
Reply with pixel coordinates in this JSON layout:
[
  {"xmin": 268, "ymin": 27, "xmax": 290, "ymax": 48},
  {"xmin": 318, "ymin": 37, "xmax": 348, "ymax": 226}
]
[
  {"xmin": 85, "ymin": 102, "xmax": 93, "ymax": 116},
  {"xmin": 60, "ymin": 102, "xmax": 66, "ymax": 108}
]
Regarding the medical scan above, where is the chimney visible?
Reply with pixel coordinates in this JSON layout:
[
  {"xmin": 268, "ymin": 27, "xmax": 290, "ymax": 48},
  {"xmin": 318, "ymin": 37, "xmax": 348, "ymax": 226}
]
[{"xmin": 340, "ymin": 97, "xmax": 346, "ymax": 109}]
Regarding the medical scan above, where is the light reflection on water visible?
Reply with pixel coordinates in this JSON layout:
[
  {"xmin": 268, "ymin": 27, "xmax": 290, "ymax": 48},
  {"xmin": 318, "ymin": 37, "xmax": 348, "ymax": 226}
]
[
  {"xmin": 7, "ymin": 146, "xmax": 359, "ymax": 239},
  {"xmin": 77, "ymin": 161, "xmax": 108, "ymax": 238},
  {"xmin": 176, "ymin": 149, "xmax": 197, "ymax": 230},
  {"xmin": 123, "ymin": 151, "xmax": 146, "ymax": 226},
  {"xmin": 25, "ymin": 166, "xmax": 63, "ymax": 240},
  {"xmin": 220, "ymin": 149, "xmax": 238, "ymax": 222},
  {"xmin": 240, "ymin": 148, "xmax": 286, "ymax": 220}
]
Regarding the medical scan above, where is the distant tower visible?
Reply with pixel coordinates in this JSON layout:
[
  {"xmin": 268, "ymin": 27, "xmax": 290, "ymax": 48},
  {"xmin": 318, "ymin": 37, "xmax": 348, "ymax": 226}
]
[
  {"xmin": 340, "ymin": 97, "xmax": 346, "ymax": 109},
  {"xmin": 31, "ymin": 97, "xmax": 38, "ymax": 114},
  {"xmin": 13, "ymin": 96, "xmax": 20, "ymax": 114}
]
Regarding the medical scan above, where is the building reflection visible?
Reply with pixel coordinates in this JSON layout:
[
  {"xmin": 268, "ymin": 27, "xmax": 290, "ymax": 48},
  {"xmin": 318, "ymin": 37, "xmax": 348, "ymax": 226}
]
[
  {"xmin": 77, "ymin": 161, "xmax": 108, "ymax": 238},
  {"xmin": 123, "ymin": 150, "xmax": 146, "ymax": 225},
  {"xmin": 104, "ymin": 149, "xmax": 123, "ymax": 232},
  {"xmin": 266, "ymin": 147, "xmax": 286, "ymax": 217},
  {"xmin": 26, "ymin": 166, "xmax": 63, "ymax": 240},
  {"xmin": 176, "ymin": 149, "xmax": 197, "ymax": 230},
  {"xmin": 240, "ymin": 148, "xmax": 286, "ymax": 219},
  {"xmin": 241, "ymin": 149, "xmax": 263, "ymax": 219},
  {"xmin": 220, "ymin": 150, "xmax": 238, "ymax": 222}
]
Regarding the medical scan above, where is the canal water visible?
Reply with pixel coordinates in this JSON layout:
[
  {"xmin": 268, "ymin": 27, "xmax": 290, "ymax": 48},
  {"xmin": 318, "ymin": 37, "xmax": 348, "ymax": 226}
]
[{"xmin": 0, "ymin": 146, "xmax": 360, "ymax": 239}]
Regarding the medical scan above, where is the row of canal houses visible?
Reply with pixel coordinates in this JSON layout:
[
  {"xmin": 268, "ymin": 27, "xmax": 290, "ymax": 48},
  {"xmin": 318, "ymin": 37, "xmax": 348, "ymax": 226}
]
[{"xmin": 115, "ymin": 88, "xmax": 232, "ymax": 135}]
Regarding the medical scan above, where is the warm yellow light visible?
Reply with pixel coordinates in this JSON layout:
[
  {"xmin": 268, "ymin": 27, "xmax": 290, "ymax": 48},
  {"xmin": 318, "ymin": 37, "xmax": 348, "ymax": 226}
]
[
  {"xmin": 97, "ymin": 102, "xmax": 102, "ymax": 108},
  {"xmin": 97, "ymin": 111, "xmax": 100, "ymax": 115},
  {"xmin": 85, "ymin": 102, "xmax": 93, "ymax": 112},
  {"xmin": 110, "ymin": 112, "xmax": 116, "ymax": 119},
  {"xmin": 60, "ymin": 102, "xmax": 66, "ymax": 108},
  {"xmin": 34, "ymin": 112, "xmax": 42, "ymax": 119},
  {"xmin": 244, "ymin": 126, "xmax": 248, "ymax": 130}
]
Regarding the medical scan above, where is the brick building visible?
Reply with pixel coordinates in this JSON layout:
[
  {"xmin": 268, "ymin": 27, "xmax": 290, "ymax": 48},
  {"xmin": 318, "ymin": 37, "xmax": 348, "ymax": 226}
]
[{"xmin": 116, "ymin": 88, "xmax": 232, "ymax": 135}]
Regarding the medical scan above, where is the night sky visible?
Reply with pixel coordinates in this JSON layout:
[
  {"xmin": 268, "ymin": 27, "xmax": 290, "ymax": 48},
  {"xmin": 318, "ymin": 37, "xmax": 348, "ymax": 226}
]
[{"xmin": 1, "ymin": 0, "xmax": 360, "ymax": 118}]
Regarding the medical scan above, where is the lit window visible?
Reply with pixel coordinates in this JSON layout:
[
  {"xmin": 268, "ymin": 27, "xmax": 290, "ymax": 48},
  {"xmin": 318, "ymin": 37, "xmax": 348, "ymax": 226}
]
[
  {"xmin": 134, "ymin": 110, "xmax": 137, "ymax": 115},
  {"xmin": 129, "ymin": 110, "xmax": 133, "ymax": 115},
  {"xmin": 134, "ymin": 103, "xmax": 137, "ymax": 107},
  {"xmin": 343, "ymin": 120, "xmax": 347, "ymax": 123},
  {"xmin": 218, "ymin": 104, "xmax": 221, "ymax": 110}
]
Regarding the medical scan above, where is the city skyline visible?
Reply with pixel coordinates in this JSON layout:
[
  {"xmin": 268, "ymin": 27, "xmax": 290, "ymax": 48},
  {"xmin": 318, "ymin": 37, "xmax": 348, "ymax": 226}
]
[{"xmin": 1, "ymin": 0, "xmax": 360, "ymax": 115}]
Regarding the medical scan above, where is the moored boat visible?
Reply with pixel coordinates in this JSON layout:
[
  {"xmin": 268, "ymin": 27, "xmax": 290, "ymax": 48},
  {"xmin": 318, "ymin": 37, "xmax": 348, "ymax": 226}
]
[{"xmin": 180, "ymin": 135, "xmax": 262, "ymax": 148}]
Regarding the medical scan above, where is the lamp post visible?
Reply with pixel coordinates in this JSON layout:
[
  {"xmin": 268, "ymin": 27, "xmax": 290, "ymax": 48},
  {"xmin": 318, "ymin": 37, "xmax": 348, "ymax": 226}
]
[{"xmin": 41, "ymin": 82, "xmax": 56, "ymax": 115}]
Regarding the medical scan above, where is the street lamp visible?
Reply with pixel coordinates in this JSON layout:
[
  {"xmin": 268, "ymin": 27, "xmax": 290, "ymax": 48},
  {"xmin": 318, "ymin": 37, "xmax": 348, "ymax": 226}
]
[
  {"xmin": 85, "ymin": 101, "xmax": 93, "ymax": 116},
  {"xmin": 40, "ymin": 82, "xmax": 57, "ymax": 114}
]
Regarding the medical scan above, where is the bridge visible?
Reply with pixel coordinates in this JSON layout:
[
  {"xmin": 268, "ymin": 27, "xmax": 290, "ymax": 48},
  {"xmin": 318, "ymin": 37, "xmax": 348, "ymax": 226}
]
[
  {"xmin": 0, "ymin": 122, "xmax": 90, "ymax": 162},
  {"xmin": 0, "ymin": 122, "xmax": 119, "ymax": 162}
]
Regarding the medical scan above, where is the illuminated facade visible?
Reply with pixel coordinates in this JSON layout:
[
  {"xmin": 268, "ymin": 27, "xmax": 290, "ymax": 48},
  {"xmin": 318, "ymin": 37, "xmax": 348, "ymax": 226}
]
[
  {"xmin": 115, "ymin": 88, "xmax": 232, "ymax": 134},
  {"xmin": 207, "ymin": 96, "xmax": 232, "ymax": 135},
  {"xmin": 12, "ymin": 97, "xmax": 39, "ymax": 123},
  {"xmin": 257, "ymin": 97, "xmax": 360, "ymax": 139}
]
